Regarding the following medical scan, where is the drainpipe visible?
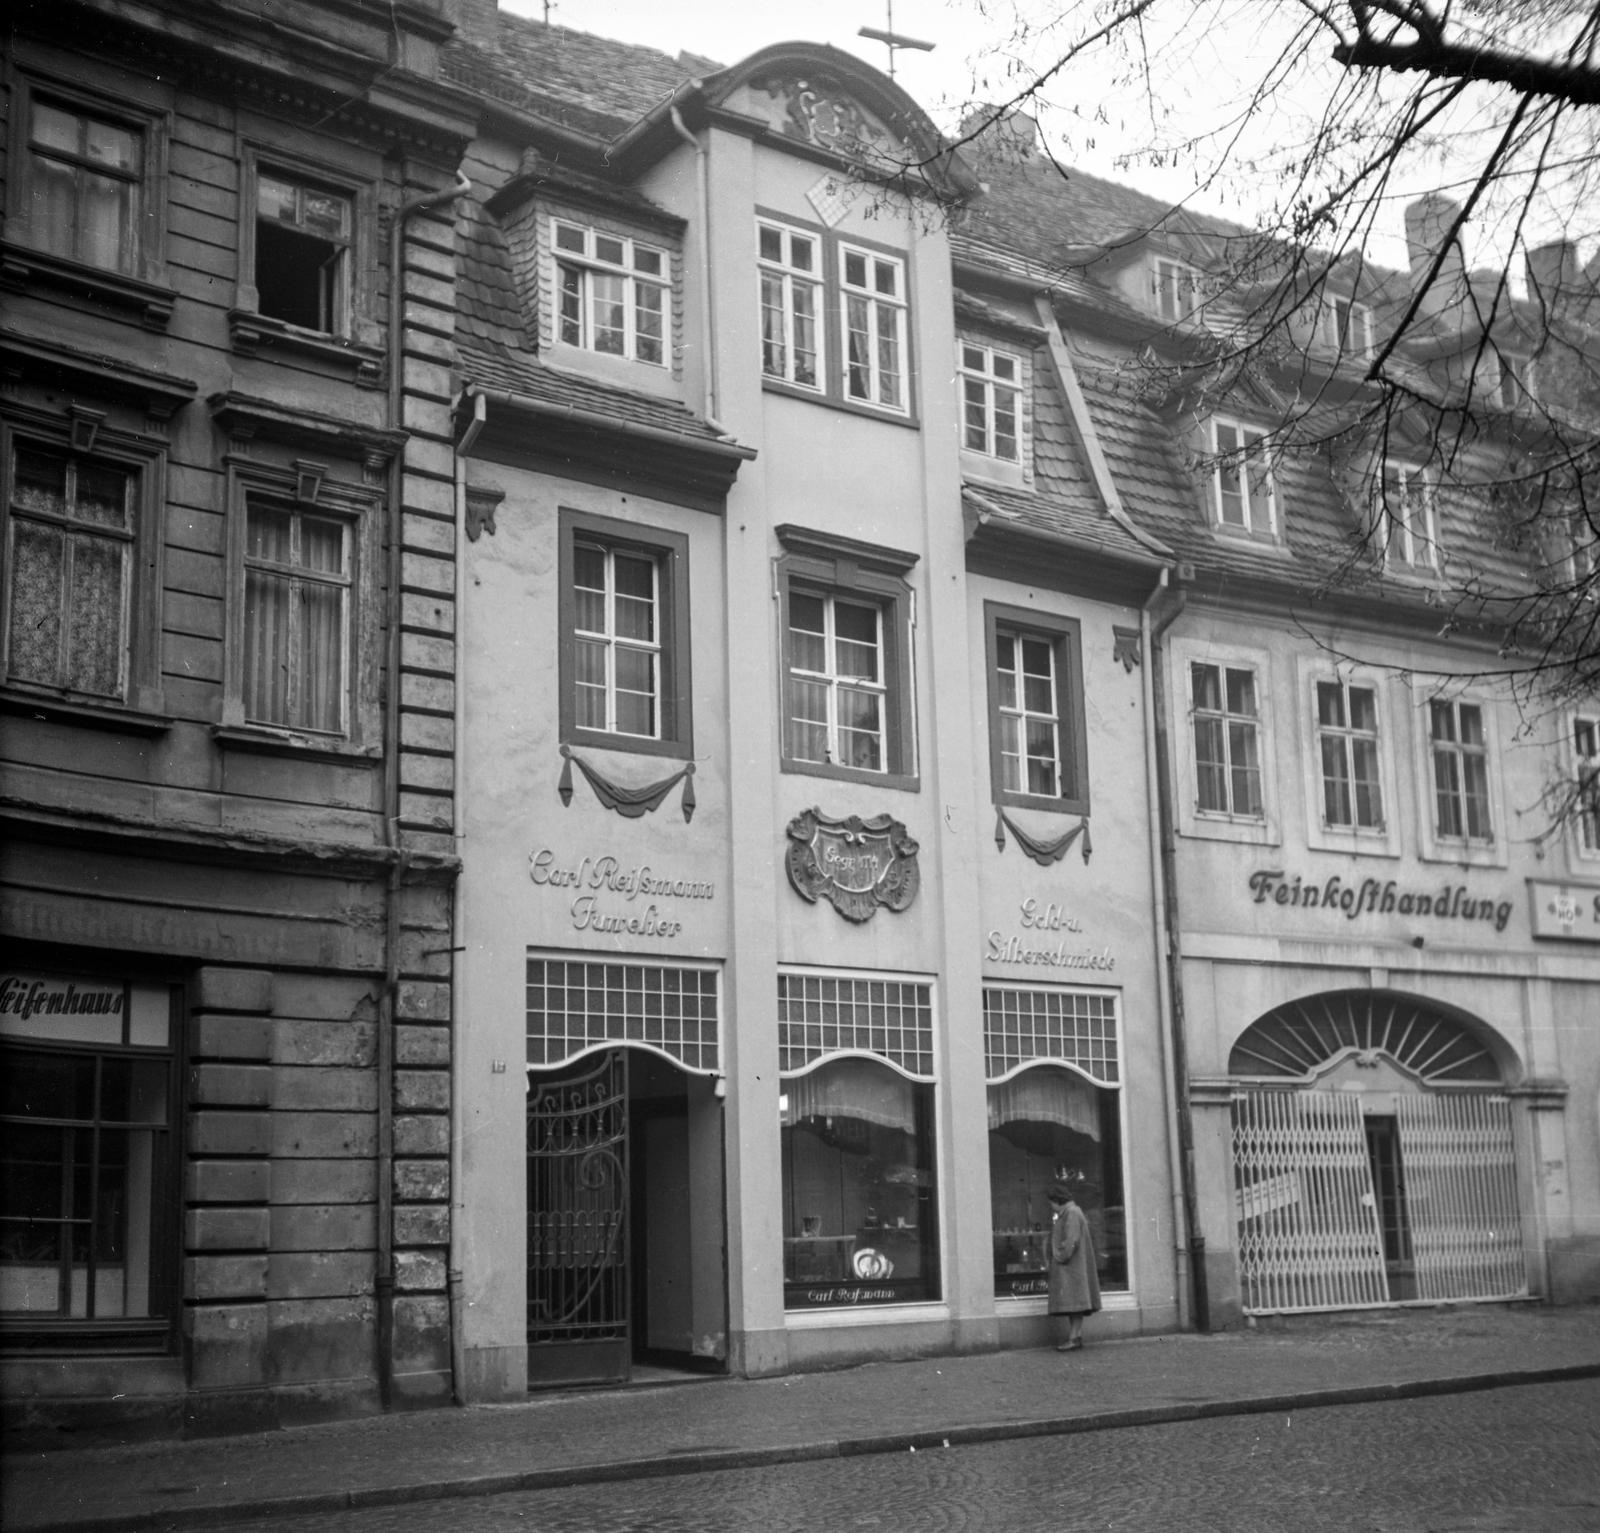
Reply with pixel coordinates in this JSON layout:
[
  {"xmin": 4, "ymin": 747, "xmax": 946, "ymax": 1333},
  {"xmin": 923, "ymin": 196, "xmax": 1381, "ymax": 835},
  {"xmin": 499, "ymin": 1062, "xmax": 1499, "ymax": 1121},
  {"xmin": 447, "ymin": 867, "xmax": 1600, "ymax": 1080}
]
[
  {"xmin": 1140, "ymin": 569, "xmax": 1189, "ymax": 1331},
  {"xmin": 669, "ymin": 106, "xmax": 723, "ymax": 430},
  {"xmin": 380, "ymin": 168, "xmax": 470, "ymax": 1409},
  {"xmin": 1144, "ymin": 569, "xmax": 1210, "ymax": 1332},
  {"xmin": 447, "ymin": 390, "xmax": 485, "ymax": 1405}
]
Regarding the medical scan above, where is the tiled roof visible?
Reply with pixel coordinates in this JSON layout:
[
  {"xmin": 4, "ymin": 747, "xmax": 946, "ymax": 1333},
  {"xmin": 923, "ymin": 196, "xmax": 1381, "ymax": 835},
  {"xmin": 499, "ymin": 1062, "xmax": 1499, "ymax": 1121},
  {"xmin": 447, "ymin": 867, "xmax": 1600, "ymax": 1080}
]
[
  {"xmin": 964, "ymin": 481, "xmax": 1165, "ymax": 565},
  {"xmin": 457, "ymin": 341, "xmax": 733, "ymax": 447},
  {"xmin": 443, "ymin": 13, "xmax": 712, "ymax": 140},
  {"xmin": 456, "ymin": 189, "xmax": 525, "ymax": 353}
]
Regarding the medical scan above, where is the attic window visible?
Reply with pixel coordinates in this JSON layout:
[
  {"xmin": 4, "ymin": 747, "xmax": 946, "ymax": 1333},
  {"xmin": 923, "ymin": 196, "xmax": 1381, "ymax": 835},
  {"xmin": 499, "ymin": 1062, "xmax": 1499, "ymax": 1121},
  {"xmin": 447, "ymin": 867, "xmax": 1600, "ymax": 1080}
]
[
  {"xmin": 554, "ymin": 220, "xmax": 668, "ymax": 366},
  {"xmin": 1494, "ymin": 350, "xmax": 1531, "ymax": 409},
  {"xmin": 255, "ymin": 173, "xmax": 352, "ymax": 335},
  {"xmin": 1209, "ymin": 418, "xmax": 1275, "ymax": 536},
  {"xmin": 960, "ymin": 344, "xmax": 1020, "ymax": 461},
  {"xmin": 1154, "ymin": 258, "xmax": 1199, "ymax": 323},
  {"xmin": 1320, "ymin": 295, "xmax": 1372, "ymax": 360}
]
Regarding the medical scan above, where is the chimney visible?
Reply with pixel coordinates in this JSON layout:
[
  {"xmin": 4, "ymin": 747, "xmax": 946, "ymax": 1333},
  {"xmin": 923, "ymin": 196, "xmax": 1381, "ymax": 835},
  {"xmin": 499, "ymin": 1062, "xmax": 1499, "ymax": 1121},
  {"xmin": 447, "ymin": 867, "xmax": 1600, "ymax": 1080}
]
[
  {"xmin": 1526, "ymin": 240, "xmax": 1578, "ymax": 310},
  {"xmin": 958, "ymin": 105, "xmax": 1039, "ymax": 163},
  {"xmin": 1403, "ymin": 192, "xmax": 1469, "ymax": 322},
  {"xmin": 447, "ymin": 0, "xmax": 500, "ymax": 49}
]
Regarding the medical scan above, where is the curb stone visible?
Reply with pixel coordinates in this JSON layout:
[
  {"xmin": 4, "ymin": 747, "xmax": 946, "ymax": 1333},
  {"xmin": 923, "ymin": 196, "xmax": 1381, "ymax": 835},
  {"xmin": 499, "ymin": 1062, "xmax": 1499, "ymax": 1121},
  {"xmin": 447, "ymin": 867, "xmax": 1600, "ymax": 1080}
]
[{"xmin": 22, "ymin": 1361, "xmax": 1600, "ymax": 1533}]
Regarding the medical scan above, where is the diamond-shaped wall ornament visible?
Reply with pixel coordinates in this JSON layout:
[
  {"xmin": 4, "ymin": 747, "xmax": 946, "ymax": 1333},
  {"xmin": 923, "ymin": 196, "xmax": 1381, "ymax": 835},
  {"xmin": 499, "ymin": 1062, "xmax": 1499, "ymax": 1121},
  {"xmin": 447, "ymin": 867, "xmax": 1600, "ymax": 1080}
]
[{"xmin": 806, "ymin": 173, "xmax": 851, "ymax": 229}]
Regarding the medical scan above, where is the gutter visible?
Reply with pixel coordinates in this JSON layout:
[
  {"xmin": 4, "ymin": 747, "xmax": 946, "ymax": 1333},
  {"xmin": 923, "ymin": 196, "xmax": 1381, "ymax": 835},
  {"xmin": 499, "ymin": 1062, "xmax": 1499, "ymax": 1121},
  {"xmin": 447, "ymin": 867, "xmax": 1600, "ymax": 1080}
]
[
  {"xmin": 1143, "ymin": 570, "xmax": 1210, "ymax": 1333},
  {"xmin": 380, "ymin": 167, "xmax": 470, "ymax": 1412},
  {"xmin": 463, "ymin": 384, "xmax": 756, "ymax": 459}
]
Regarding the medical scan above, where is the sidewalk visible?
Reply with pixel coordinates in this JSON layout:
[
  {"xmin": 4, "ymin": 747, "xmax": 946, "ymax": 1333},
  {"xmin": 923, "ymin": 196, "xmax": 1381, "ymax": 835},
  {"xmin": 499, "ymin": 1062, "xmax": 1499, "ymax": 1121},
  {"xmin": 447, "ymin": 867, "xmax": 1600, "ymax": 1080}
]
[{"xmin": 7, "ymin": 1305, "xmax": 1600, "ymax": 1533}]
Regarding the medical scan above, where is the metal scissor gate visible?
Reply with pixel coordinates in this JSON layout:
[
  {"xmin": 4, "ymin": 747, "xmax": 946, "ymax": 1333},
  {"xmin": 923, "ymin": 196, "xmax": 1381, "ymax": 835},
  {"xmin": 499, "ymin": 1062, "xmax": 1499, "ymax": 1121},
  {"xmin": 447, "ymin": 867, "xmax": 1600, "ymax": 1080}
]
[{"xmin": 1232, "ymin": 1088, "xmax": 1525, "ymax": 1313}]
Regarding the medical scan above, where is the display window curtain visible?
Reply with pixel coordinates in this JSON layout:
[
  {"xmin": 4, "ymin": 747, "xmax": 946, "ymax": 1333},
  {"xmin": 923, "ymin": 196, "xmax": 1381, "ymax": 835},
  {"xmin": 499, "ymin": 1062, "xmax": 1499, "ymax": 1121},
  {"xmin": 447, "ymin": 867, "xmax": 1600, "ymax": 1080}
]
[
  {"xmin": 987, "ymin": 1065, "xmax": 1101, "ymax": 1139},
  {"xmin": 785, "ymin": 1056, "xmax": 918, "ymax": 1135}
]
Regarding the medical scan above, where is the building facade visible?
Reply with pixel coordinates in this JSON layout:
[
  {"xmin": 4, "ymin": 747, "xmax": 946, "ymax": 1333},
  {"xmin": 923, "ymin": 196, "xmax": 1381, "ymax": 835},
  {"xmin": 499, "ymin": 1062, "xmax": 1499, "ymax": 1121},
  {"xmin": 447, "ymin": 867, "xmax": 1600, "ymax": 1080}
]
[
  {"xmin": 5, "ymin": 0, "xmax": 1598, "ymax": 1440},
  {"xmin": 2, "ymin": 0, "xmax": 474, "ymax": 1436}
]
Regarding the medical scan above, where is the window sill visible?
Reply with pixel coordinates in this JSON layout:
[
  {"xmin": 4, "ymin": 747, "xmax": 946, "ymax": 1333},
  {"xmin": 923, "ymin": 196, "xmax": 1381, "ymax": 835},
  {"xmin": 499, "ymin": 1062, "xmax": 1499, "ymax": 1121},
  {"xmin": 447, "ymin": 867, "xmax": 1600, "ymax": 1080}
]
[
  {"xmin": 1306, "ymin": 825, "xmax": 1400, "ymax": 858},
  {"xmin": 960, "ymin": 451, "xmax": 1029, "ymax": 490},
  {"xmin": 762, "ymin": 377, "xmax": 920, "ymax": 430},
  {"xmin": 228, "ymin": 310, "xmax": 384, "ymax": 386},
  {"xmin": 0, "ymin": 1316, "xmax": 174, "ymax": 1354},
  {"xmin": 1418, "ymin": 839, "xmax": 1507, "ymax": 871},
  {"xmin": 0, "ymin": 688, "xmax": 172, "ymax": 736},
  {"xmin": 1212, "ymin": 525, "xmax": 1288, "ymax": 551},
  {"xmin": 996, "ymin": 790, "xmax": 1089, "ymax": 818},
  {"xmin": 1180, "ymin": 811, "xmax": 1279, "ymax": 847},
  {"xmin": 0, "ymin": 240, "xmax": 174, "ymax": 331},
  {"xmin": 213, "ymin": 725, "xmax": 380, "ymax": 765},
  {"xmin": 781, "ymin": 757, "xmax": 920, "ymax": 793},
  {"xmin": 563, "ymin": 728, "xmax": 693, "ymax": 763}
]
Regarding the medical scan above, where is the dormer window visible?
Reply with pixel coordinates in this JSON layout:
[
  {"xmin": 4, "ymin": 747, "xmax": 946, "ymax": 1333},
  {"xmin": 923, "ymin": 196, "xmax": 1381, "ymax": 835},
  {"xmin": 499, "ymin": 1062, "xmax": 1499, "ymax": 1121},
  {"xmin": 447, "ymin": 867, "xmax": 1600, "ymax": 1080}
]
[
  {"xmin": 1376, "ymin": 461, "xmax": 1437, "ymax": 570},
  {"xmin": 1208, "ymin": 418, "xmax": 1275, "ymax": 536},
  {"xmin": 960, "ymin": 344, "xmax": 1020, "ymax": 461},
  {"xmin": 1320, "ymin": 294, "xmax": 1372, "ymax": 359},
  {"xmin": 1494, "ymin": 349, "xmax": 1531, "ymax": 409},
  {"xmin": 1154, "ymin": 257, "xmax": 1200, "ymax": 323},
  {"xmin": 554, "ymin": 220, "xmax": 668, "ymax": 366}
]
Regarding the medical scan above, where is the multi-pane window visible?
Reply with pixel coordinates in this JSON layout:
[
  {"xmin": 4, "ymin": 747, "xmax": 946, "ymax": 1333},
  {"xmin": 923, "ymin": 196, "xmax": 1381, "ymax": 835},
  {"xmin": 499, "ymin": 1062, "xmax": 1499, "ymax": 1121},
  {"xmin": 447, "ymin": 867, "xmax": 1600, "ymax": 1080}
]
[
  {"xmin": 1378, "ymin": 462, "xmax": 1437, "ymax": 569},
  {"xmin": 572, "ymin": 541, "xmax": 660, "ymax": 739},
  {"xmin": 1494, "ymin": 350, "xmax": 1530, "ymax": 410},
  {"xmin": 555, "ymin": 222, "xmax": 667, "ymax": 366},
  {"xmin": 242, "ymin": 503, "xmax": 350, "ymax": 735},
  {"xmin": 1316, "ymin": 680, "xmax": 1384, "ymax": 830},
  {"xmin": 1211, "ymin": 419, "xmax": 1275, "ymax": 534},
  {"xmin": 1321, "ymin": 294, "xmax": 1372, "ymax": 358},
  {"xmin": 1576, "ymin": 716, "xmax": 1600, "ymax": 854},
  {"xmin": 255, "ymin": 173, "xmax": 352, "ymax": 334},
  {"xmin": 758, "ymin": 223, "xmax": 820, "ymax": 389},
  {"xmin": 788, "ymin": 591, "xmax": 885, "ymax": 771},
  {"xmin": 996, "ymin": 631, "xmax": 1061, "ymax": 796},
  {"xmin": 841, "ymin": 245, "xmax": 905, "ymax": 411},
  {"xmin": 0, "ymin": 975, "xmax": 176, "ymax": 1343},
  {"xmin": 28, "ymin": 99, "xmax": 142, "ymax": 273},
  {"xmin": 5, "ymin": 445, "xmax": 132, "ymax": 699},
  {"xmin": 1191, "ymin": 661, "xmax": 1263, "ymax": 818},
  {"xmin": 1154, "ymin": 257, "xmax": 1199, "ymax": 323},
  {"xmin": 1430, "ymin": 699, "xmax": 1492, "ymax": 842},
  {"xmin": 961, "ymin": 345, "xmax": 1020, "ymax": 461}
]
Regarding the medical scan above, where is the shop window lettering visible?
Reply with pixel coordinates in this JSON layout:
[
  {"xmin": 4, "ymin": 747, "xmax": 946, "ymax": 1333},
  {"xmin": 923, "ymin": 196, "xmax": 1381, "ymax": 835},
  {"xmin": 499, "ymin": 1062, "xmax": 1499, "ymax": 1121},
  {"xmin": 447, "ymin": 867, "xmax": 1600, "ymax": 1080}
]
[{"xmin": 1247, "ymin": 870, "xmax": 1511, "ymax": 933}]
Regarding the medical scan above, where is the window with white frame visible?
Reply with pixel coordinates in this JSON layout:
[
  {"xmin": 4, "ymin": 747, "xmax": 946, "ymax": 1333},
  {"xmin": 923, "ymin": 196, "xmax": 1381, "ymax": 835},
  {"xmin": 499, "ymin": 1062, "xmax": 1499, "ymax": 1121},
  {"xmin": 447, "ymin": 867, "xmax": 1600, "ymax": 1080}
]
[
  {"xmin": 1429, "ymin": 698, "xmax": 1493, "ymax": 843},
  {"xmin": 1376, "ymin": 461, "xmax": 1437, "ymax": 570},
  {"xmin": 1190, "ymin": 660, "xmax": 1264, "ymax": 819},
  {"xmin": 984, "ymin": 604, "xmax": 1088, "ymax": 813},
  {"xmin": 758, "ymin": 222, "xmax": 821, "ymax": 389},
  {"xmin": 554, "ymin": 220, "xmax": 668, "ymax": 366},
  {"xmin": 558, "ymin": 509, "xmax": 691, "ymax": 758},
  {"xmin": 1209, "ymin": 418, "xmax": 1275, "ymax": 535},
  {"xmin": 1316, "ymin": 679, "xmax": 1384, "ymax": 830},
  {"xmin": 241, "ymin": 501, "xmax": 351, "ymax": 735},
  {"xmin": 27, "ymin": 96, "xmax": 144, "ymax": 275},
  {"xmin": 1154, "ymin": 257, "xmax": 1199, "ymax": 323},
  {"xmin": 572, "ymin": 540, "xmax": 660, "ymax": 740},
  {"xmin": 788, "ymin": 591, "xmax": 886, "ymax": 772},
  {"xmin": 960, "ymin": 344, "xmax": 1021, "ymax": 461},
  {"xmin": 1573, "ymin": 714, "xmax": 1600, "ymax": 854},
  {"xmin": 1493, "ymin": 348, "xmax": 1531, "ymax": 410},
  {"xmin": 1321, "ymin": 294, "xmax": 1373, "ymax": 358},
  {"xmin": 841, "ymin": 244, "xmax": 906, "ymax": 412}
]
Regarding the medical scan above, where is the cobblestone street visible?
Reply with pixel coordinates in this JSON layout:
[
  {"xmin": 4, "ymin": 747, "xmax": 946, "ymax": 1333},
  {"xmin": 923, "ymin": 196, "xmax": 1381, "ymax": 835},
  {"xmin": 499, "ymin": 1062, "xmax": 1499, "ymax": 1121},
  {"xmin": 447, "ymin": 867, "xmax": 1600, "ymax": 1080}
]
[{"xmin": 200, "ymin": 1378, "xmax": 1600, "ymax": 1533}]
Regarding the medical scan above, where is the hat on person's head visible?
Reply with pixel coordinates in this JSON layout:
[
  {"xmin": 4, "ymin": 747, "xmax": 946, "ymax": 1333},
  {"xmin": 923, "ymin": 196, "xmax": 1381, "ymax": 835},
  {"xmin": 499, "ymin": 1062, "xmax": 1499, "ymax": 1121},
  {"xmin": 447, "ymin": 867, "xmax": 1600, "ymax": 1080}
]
[{"xmin": 1047, "ymin": 1182, "xmax": 1072, "ymax": 1203}]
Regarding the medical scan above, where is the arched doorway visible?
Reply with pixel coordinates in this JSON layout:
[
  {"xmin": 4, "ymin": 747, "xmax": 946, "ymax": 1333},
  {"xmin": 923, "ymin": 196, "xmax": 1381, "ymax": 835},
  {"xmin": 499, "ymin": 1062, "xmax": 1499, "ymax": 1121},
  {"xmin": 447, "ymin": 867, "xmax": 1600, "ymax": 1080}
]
[
  {"xmin": 1228, "ymin": 991, "xmax": 1526, "ymax": 1313},
  {"xmin": 524, "ymin": 957, "xmax": 726, "ymax": 1386}
]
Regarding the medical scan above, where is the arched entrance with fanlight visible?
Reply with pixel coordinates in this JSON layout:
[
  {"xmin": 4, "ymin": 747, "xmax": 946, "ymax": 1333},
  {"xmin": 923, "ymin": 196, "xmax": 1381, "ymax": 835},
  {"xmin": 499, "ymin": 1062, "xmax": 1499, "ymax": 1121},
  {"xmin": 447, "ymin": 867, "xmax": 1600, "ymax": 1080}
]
[{"xmin": 1228, "ymin": 990, "xmax": 1527, "ymax": 1313}]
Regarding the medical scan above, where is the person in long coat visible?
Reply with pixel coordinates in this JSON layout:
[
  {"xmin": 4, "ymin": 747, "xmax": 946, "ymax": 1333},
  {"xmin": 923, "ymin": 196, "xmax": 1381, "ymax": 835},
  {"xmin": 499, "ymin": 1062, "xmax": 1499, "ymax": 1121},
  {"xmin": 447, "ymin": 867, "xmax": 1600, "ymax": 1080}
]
[{"xmin": 1047, "ymin": 1180, "xmax": 1100, "ymax": 1351}]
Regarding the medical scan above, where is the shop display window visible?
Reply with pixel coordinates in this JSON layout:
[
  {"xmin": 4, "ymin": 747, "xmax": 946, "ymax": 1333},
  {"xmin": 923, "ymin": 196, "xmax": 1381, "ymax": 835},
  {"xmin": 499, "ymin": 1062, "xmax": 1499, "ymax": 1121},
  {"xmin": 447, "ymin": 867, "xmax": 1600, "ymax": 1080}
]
[
  {"xmin": 780, "ymin": 1057, "xmax": 939, "ymax": 1309},
  {"xmin": 0, "ymin": 973, "xmax": 177, "ymax": 1350},
  {"xmin": 987, "ymin": 1064, "xmax": 1127, "ymax": 1298}
]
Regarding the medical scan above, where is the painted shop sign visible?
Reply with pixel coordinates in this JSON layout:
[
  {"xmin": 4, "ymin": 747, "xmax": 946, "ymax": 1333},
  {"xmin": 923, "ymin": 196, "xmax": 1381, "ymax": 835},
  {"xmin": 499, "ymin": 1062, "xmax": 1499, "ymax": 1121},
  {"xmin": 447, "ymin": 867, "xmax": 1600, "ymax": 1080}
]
[
  {"xmin": 528, "ymin": 849, "xmax": 714, "ymax": 939},
  {"xmin": 1247, "ymin": 871, "xmax": 1513, "ymax": 933},
  {"xmin": 1529, "ymin": 879, "xmax": 1600, "ymax": 943},
  {"xmin": 986, "ymin": 900, "xmax": 1116, "ymax": 971},
  {"xmin": 786, "ymin": 808, "xmax": 920, "ymax": 923},
  {"xmin": 0, "ymin": 973, "xmax": 124, "ymax": 1023}
]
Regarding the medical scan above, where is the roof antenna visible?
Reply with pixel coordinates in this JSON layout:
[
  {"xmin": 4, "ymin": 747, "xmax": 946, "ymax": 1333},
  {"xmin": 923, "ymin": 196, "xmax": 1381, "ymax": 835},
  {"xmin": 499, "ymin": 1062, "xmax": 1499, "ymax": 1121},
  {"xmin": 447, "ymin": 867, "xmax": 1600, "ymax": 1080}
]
[
  {"xmin": 542, "ymin": 0, "xmax": 555, "ymax": 22},
  {"xmin": 858, "ymin": 0, "xmax": 934, "ymax": 81}
]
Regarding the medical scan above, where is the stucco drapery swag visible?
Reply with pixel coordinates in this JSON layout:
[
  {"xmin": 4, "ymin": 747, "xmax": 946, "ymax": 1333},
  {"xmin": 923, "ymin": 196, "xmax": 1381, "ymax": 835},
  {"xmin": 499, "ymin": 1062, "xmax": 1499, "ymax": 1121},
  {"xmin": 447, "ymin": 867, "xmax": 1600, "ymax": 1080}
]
[
  {"xmin": 994, "ymin": 808, "xmax": 1091, "ymax": 866},
  {"xmin": 557, "ymin": 744, "xmax": 696, "ymax": 821}
]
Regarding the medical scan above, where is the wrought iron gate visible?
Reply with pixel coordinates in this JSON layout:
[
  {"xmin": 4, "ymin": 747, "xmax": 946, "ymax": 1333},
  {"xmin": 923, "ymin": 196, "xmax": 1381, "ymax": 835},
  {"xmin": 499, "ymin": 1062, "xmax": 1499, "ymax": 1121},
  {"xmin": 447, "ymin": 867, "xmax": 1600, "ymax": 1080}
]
[
  {"xmin": 1232, "ymin": 1089, "xmax": 1526, "ymax": 1313},
  {"xmin": 526, "ymin": 1050, "xmax": 629, "ymax": 1383}
]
